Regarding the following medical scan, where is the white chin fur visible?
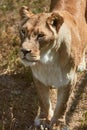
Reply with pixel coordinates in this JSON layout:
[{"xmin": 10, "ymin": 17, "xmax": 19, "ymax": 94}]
[{"xmin": 20, "ymin": 59, "xmax": 36, "ymax": 67}]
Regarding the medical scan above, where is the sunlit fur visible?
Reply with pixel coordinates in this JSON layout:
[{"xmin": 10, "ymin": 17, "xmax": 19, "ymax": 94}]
[{"xmin": 19, "ymin": 0, "xmax": 87, "ymax": 129}]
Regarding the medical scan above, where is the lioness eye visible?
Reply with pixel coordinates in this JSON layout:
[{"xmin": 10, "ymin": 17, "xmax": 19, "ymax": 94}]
[
  {"xmin": 37, "ymin": 33, "xmax": 45, "ymax": 40},
  {"xmin": 20, "ymin": 29, "xmax": 26, "ymax": 37}
]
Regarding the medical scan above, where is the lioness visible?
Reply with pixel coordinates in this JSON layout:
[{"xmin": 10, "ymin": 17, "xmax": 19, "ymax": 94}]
[{"xmin": 19, "ymin": 0, "xmax": 87, "ymax": 129}]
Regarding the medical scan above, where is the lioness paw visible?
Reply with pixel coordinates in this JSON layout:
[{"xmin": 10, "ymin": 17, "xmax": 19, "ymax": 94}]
[
  {"xmin": 77, "ymin": 55, "xmax": 86, "ymax": 72},
  {"xmin": 77, "ymin": 63, "xmax": 86, "ymax": 72}
]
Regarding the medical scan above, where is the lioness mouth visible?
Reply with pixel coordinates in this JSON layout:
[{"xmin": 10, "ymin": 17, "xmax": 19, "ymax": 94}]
[{"xmin": 22, "ymin": 57, "xmax": 38, "ymax": 63}]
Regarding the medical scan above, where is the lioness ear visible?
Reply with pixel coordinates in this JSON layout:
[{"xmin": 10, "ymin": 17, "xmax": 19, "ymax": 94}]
[
  {"xmin": 47, "ymin": 12, "xmax": 64, "ymax": 32},
  {"xmin": 19, "ymin": 6, "xmax": 33, "ymax": 19}
]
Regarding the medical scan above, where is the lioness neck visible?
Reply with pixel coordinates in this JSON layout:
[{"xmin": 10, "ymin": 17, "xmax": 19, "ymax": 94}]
[
  {"xmin": 31, "ymin": 47, "xmax": 75, "ymax": 88},
  {"xmin": 31, "ymin": 48, "xmax": 64, "ymax": 88},
  {"xmin": 31, "ymin": 23, "xmax": 75, "ymax": 88}
]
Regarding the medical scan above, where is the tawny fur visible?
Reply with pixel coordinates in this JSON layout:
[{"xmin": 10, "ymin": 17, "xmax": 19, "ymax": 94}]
[{"xmin": 19, "ymin": 0, "xmax": 87, "ymax": 129}]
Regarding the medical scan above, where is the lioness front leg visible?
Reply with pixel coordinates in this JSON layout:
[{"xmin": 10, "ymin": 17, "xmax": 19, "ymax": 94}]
[
  {"xmin": 50, "ymin": 85, "xmax": 71, "ymax": 129},
  {"xmin": 33, "ymin": 78, "xmax": 53, "ymax": 127}
]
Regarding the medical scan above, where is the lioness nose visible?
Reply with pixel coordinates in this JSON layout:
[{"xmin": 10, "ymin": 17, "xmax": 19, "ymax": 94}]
[{"xmin": 21, "ymin": 48, "xmax": 31, "ymax": 55}]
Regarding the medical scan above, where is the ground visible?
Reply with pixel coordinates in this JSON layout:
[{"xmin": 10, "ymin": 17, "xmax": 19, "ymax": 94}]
[
  {"xmin": 0, "ymin": 0, "xmax": 87, "ymax": 130},
  {"xmin": 0, "ymin": 66, "xmax": 87, "ymax": 130}
]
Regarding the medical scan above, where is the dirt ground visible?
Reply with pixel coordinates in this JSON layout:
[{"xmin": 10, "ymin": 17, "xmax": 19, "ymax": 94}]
[
  {"xmin": 0, "ymin": 0, "xmax": 87, "ymax": 130},
  {"xmin": 0, "ymin": 58, "xmax": 87, "ymax": 130}
]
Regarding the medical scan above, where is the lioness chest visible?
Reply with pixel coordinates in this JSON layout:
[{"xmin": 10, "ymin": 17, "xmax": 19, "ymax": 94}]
[{"xmin": 31, "ymin": 49, "xmax": 73, "ymax": 88}]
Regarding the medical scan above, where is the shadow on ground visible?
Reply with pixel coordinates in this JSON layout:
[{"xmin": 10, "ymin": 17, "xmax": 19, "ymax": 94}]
[
  {"xmin": 0, "ymin": 70, "xmax": 87, "ymax": 130},
  {"xmin": 0, "ymin": 72, "xmax": 38, "ymax": 130}
]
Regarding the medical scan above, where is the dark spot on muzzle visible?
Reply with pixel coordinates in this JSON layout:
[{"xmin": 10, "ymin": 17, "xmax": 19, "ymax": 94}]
[{"xmin": 21, "ymin": 48, "xmax": 31, "ymax": 56}]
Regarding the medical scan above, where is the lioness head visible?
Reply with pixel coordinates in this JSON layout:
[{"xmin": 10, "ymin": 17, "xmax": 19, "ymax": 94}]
[{"xmin": 19, "ymin": 6, "xmax": 64, "ymax": 66}]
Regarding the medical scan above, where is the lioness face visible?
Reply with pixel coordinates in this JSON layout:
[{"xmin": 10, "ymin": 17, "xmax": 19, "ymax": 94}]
[{"xmin": 19, "ymin": 6, "xmax": 64, "ymax": 66}]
